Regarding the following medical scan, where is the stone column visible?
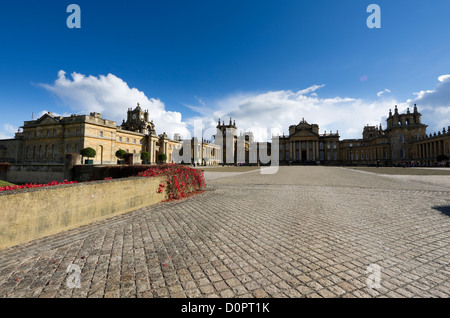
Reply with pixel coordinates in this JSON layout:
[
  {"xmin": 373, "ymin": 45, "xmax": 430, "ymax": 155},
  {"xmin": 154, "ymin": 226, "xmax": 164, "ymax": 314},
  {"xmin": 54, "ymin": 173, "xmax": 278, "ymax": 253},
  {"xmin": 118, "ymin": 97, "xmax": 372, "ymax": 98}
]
[
  {"xmin": 290, "ymin": 142, "xmax": 293, "ymax": 161},
  {"xmin": 312, "ymin": 142, "xmax": 316, "ymax": 161},
  {"xmin": 306, "ymin": 142, "xmax": 310, "ymax": 161},
  {"xmin": 149, "ymin": 140, "xmax": 153, "ymax": 163},
  {"xmin": 316, "ymin": 141, "xmax": 319, "ymax": 160},
  {"xmin": 434, "ymin": 141, "xmax": 437, "ymax": 159}
]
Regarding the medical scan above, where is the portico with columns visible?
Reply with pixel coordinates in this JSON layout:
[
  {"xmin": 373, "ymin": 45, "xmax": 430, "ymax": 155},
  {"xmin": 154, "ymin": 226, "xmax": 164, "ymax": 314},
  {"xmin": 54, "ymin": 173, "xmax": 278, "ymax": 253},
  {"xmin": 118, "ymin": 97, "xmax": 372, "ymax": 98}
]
[{"xmin": 279, "ymin": 118, "xmax": 340, "ymax": 164}]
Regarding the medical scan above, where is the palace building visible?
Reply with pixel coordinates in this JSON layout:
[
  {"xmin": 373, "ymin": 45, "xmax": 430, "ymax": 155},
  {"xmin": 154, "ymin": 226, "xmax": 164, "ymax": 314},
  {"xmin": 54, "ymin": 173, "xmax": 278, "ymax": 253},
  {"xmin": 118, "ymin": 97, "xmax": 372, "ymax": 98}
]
[
  {"xmin": 0, "ymin": 104, "xmax": 449, "ymax": 167},
  {"xmin": 278, "ymin": 118, "xmax": 340, "ymax": 164},
  {"xmin": 279, "ymin": 105, "xmax": 450, "ymax": 166},
  {"xmin": 0, "ymin": 104, "xmax": 220, "ymax": 165}
]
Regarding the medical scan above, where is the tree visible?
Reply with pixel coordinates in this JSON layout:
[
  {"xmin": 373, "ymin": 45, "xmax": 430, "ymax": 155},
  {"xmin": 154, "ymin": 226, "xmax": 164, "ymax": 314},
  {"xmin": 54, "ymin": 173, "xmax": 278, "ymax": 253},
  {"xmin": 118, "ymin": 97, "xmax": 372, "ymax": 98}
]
[
  {"xmin": 141, "ymin": 151, "xmax": 150, "ymax": 161},
  {"xmin": 80, "ymin": 147, "xmax": 96, "ymax": 164},
  {"xmin": 80, "ymin": 147, "xmax": 96, "ymax": 159},
  {"xmin": 437, "ymin": 154, "xmax": 449, "ymax": 162},
  {"xmin": 115, "ymin": 149, "xmax": 126, "ymax": 159},
  {"xmin": 158, "ymin": 153, "xmax": 167, "ymax": 163}
]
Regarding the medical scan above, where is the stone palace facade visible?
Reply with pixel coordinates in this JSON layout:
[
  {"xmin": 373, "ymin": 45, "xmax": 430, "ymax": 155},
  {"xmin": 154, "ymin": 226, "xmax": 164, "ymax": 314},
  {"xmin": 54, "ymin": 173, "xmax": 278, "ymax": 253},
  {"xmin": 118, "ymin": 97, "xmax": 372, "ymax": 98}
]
[
  {"xmin": 0, "ymin": 104, "xmax": 449, "ymax": 167},
  {"xmin": 0, "ymin": 104, "xmax": 221, "ymax": 165},
  {"xmin": 278, "ymin": 105, "xmax": 450, "ymax": 166}
]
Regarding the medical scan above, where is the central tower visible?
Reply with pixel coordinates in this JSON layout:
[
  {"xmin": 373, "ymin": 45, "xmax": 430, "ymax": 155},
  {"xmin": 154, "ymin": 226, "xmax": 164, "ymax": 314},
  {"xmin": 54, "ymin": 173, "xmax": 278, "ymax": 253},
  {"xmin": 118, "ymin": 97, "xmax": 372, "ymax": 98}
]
[{"xmin": 121, "ymin": 103, "xmax": 155, "ymax": 135}]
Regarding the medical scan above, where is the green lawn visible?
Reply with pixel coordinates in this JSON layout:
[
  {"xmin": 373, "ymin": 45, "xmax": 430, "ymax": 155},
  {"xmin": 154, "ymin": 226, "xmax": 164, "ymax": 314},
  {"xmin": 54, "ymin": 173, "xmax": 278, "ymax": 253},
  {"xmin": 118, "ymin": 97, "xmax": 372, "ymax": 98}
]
[{"xmin": 0, "ymin": 180, "xmax": 15, "ymax": 187}]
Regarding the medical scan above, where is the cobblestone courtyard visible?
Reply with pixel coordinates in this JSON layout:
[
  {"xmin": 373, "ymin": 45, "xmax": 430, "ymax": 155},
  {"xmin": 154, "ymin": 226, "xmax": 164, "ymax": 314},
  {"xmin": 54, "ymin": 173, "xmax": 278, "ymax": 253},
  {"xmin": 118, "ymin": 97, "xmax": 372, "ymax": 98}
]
[{"xmin": 0, "ymin": 166, "xmax": 449, "ymax": 298}]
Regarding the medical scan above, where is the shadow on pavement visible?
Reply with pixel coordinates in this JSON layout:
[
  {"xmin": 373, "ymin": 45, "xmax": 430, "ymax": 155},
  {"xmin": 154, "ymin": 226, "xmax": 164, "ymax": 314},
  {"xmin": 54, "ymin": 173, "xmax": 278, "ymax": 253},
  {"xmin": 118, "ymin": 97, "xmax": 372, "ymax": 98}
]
[{"xmin": 433, "ymin": 205, "xmax": 450, "ymax": 217}]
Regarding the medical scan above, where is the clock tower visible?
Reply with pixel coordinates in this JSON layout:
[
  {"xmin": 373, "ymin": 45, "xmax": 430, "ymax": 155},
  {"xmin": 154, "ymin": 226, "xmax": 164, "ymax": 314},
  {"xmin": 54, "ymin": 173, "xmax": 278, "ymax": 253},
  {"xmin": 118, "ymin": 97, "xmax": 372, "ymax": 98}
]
[{"xmin": 121, "ymin": 103, "xmax": 156, "ymax": 135}]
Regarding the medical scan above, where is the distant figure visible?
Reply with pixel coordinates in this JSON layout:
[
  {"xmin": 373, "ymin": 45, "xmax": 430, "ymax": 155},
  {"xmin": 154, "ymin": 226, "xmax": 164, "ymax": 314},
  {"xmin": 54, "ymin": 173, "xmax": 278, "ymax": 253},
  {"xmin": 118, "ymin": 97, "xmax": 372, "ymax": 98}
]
[{"xmin": 376, "ymin": 160, "xmax": 380, "ymax": 168}]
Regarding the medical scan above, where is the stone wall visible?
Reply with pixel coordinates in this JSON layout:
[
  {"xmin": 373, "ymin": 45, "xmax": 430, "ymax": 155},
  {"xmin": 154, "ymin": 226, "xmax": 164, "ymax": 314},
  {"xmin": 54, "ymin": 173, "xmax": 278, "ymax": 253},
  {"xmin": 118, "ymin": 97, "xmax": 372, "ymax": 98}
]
[
  {"xmin": 5, "ymin": 164, "xmax": 66, "ymax": 184},
  {"xmin": 0, "ymin": 139, "xmax": 22, "ymax": 164},
  {"xmin": 0, "ymin": 176, "xmax": 166, "ymax": 249}
]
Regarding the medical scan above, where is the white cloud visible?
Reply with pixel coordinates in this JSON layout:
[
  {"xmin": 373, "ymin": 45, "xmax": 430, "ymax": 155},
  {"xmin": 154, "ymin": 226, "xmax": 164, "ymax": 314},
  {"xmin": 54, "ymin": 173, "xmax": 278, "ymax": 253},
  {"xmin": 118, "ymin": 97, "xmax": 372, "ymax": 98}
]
[
  {"xmin": 438, "ymin": 75, "xmax": 450, "ymax": 83},
  {"xmin": 0, "ymin": 124, "xmax": 17, "ymax": 140},
  {"xmin": 190, "ymin": 86, "xmax": 395, "ymax": 141},
  {"xmin": 36, "ymin": 71, "xmax": 450, "ymax": 143},
  {"xmin": 377, "ymin": 88, "xmax": 391, "ymax": 97},
  {"xmin": 40, "ymin": 71, "xmax": 190, "ymax": 139},
  {"xmin": 409, "ymin": 74, "xmax": 450, "ymax": 132},
  {"xmin": 189, "ymin": 75, "xmax": 450, "ymax": 141}
]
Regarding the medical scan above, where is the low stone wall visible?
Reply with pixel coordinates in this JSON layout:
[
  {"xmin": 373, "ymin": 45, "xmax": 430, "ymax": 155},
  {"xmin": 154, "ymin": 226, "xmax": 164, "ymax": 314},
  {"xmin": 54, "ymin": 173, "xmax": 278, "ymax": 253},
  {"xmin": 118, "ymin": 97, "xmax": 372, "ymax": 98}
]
[
  {"xmin": 0, "ymin": 176, "xmax": 166, "ymax": 249},
  {"xmin": 5, "ymin": 164, "xmax": 66, "ymax": 184}
]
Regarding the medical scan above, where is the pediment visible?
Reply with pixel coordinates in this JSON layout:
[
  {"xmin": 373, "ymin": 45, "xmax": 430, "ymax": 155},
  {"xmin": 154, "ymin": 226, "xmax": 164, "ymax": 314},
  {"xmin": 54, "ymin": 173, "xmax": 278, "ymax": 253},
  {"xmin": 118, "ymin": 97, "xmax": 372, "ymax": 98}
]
[
  {"xmin": 36, "ymin": 114, "xmax": 60, "ymax": 125},
  {"xmin": 296, "ymin": 123, "xmax": 312, "ymax": 130},
  {"xmin": 291, "ymin": 130, "xmax": 318, "ymax": 138}
]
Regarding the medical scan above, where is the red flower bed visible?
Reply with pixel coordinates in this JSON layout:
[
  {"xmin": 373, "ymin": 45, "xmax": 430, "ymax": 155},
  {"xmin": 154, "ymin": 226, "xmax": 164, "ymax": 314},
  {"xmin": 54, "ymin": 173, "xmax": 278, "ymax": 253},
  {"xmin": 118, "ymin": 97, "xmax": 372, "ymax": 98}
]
[
  {"xmin": 0, "ymin": 164, "xmax": 205, "ymax": 201},
  {"xmin": 0, "ymin": 180, "xmax": 78, "ymax": 192},
  {"xmin": 138, "ymin": 164, "xmax": 205, "ymax": 200}
]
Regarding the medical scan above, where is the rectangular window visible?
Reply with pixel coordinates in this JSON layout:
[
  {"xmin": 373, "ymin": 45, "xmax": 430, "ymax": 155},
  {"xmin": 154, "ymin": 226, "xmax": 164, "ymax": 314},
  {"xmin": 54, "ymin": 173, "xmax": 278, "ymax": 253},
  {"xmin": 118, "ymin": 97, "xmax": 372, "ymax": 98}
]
[{"xmin": 99, "ymin": 131, "xmax": 103, "ymax": 137}]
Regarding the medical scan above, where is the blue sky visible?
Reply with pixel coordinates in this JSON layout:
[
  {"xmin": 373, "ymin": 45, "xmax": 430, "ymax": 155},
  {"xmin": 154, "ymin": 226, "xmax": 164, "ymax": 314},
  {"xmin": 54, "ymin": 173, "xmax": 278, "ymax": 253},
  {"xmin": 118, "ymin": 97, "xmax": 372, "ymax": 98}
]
[{"xmin": 1, "ymin": 0, "xmax": 450, "ymax": 140}]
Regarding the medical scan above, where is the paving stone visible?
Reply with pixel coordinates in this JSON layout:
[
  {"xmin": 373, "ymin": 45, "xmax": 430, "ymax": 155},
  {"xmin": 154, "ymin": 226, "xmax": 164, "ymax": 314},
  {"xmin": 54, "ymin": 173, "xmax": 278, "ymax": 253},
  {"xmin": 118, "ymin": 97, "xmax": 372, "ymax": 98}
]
[{"xmin": 0, "ymin": 167, "xmax": 449, "ymax": 298}]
